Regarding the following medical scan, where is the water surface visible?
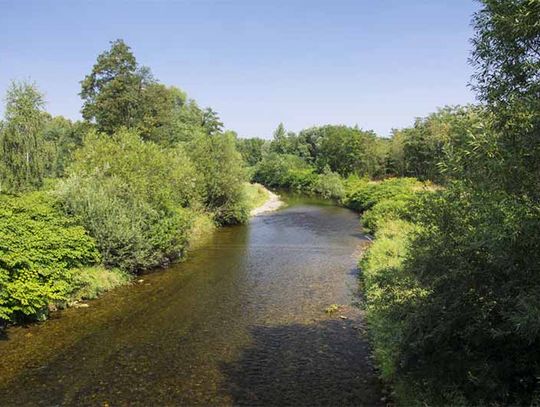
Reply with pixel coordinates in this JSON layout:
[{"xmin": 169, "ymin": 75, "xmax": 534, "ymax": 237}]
[{"xmin": 0, "ymin": 197, "xmax": 382, "ymax": 406}]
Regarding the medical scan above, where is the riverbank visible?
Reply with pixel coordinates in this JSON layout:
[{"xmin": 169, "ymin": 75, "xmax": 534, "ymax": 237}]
[
  {"xmin": 250, "ymin": 188, "xmax": 284, "ymax": 216},
  {"xmin": 0, "ymin": 197, "xmax": 383, "ymax": 405},
  {"xmin": 0, "ymin": 183, "xmax": 283, "ymax": 329}
]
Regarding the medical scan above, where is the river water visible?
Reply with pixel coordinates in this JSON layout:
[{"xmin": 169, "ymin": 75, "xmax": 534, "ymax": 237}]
[{"xmin": 0, "ymin": 196, "xmax": 383, "ymax": 406}]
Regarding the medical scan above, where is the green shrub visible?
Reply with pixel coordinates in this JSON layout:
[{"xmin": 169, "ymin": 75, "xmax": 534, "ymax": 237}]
[
  {"xmin": 312, "ymin": 167, "xmax": 345, "ymax": 200},
  {"xmin": 391, "ymin": 185, "xmax": 540, "ymax": 405},
  {"xmin": 71, "ymin": 266, "xmax": 131, "ymax": 301},
  {"xmin": 344, "ymin": 177, "xmax": 422, "ymax": 212},
  {"xmin": 188, "ymin": 132, "xmax": 250, "ymax": 225},
  {"xmin": 254, "ymin": 153, "xmax": 345, "ymax": 199},
  {"xmin": 57, "ymin": 129, "xmax": 198, "ymax": 271},
  {"xmin": 361, "ymin": 194, "xmax": 415, "ymax": 234},
  {"xmin": 286, "ymin": 168, "xmax": 318, "ymax": 192},
  {"xmin": 362, "ymin": 183, "xmax": 540, "ymax": 405},
  {"xmin": 359, "ymin": 219, "xmax": 427, "ymax": 396},
  {"xmin": 0, "ymin": 192, "xmax": 100, "ymax": 322},
  {"xmin": 253, "ymin": 153, "xmax": 312, "ymax": 188}
]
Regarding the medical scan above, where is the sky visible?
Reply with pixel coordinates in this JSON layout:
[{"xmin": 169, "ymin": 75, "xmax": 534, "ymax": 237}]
[{"xmin": 0, "ymin": 0, "xmax": 480, "ymax": 138}]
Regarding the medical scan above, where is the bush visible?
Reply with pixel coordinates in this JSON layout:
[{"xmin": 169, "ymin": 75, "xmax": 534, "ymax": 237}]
[
  {"xmin": 361, "ymin": 194, "xmax": 415, "ymax": 234},
  {"xmin": 312, "ymin": 167, "xmax": 345, "ymax": 200},
  {"xmin": 57, "ymin": 129, "xmax": 199, "ymax": 271},
  {"xmin": 344, "ymin": 177, "xmax": 422, "ymax": 212},
  {"xmin": 188, "ymin": 132, "xmax": 250, "ymax": 224},
  {"xmin": 253, "ymin": 153, "xmax": 312, "ymax": 188},
  {"xmin": 0, "ymin": 192, "xmax": 100, "ymax": 323},
  {"xmin": 71, "ymin": 266, "xmax": 131, "ymax": 301},
  {"xmin": 361, "ymin": 183, "xmax": 540, "ymax": 405},
  {"xmin": 359, "ymin": 219, "xmax": 425, "ymax": 382},
  {"xmin": 253, "ymin": 153, "xmax": 345, "ymax": 200},
  {"xmin": 392, "ymin": 185, "xmax": 540, "ymax": 405}
]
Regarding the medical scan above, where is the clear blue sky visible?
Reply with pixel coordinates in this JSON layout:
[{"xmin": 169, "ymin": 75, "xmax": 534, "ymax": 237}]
[{"xmin": 1, "ymin": 0, "xmax": 479, "ymax": 138}]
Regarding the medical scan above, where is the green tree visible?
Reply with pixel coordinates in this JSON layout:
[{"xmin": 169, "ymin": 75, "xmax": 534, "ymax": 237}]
[
  {"xmin": 364, "ymin": 2, "xmax": 540, "ymax": 404},
  {"xmin": 188, "ymin": 132, "xmax": 249, "ymax": 224},
  {"xmin": 201, "ymin": 107, "xmax": 224, "ymax": 136},
  {"xmin": 42, "ymin": 116, "xmax": 89, "ymax": 177},
  {"xmin": 58, "ymin": 129, "xmax": 200, "ymax": 271},
  {"xmin": 236, "ymin": 136, "xmax": 266, "ymax": 166},
  {"xmin": 471, "ymin": 0, "xmax": 540, "ymax": 196},
  {"xmin": 80, "ymin": 39, "xmax": 156, "ymax": 134},
  {"xmin": 314, "ymin": 125, "xmax": 380, "ymax": 177},
  {"xmin": 0, "ymin": 81, "xmax": 47, "ymax": 193}
]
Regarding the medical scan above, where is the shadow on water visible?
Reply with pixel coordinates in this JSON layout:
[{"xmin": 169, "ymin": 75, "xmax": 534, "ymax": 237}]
[{"xmin": 220, "ymin": 319, "xmax": 383, "ymax": 407}]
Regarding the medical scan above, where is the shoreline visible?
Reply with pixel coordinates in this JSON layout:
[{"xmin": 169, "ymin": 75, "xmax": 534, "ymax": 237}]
[
  {"xmin": 0, "ymin": 184, "xmax": 285, "ymax": 330},
  {"xmin": 250, "ymin": 187, "xmax": 284, "ymax": 216}
]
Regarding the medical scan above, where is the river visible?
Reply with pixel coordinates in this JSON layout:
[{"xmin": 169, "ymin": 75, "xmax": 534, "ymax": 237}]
[{"xmin": 0, "ymin": 196, "xmax": 383, "ymax": 406}]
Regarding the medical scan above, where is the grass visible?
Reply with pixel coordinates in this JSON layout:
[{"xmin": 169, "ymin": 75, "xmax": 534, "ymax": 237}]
[
  {"xmin": 243, "ymin": 182, "xmax": 270, "ymax": 210},
  {"xmin": 70, "ymin": 266, "xmax": 132, "ymax": 302}
]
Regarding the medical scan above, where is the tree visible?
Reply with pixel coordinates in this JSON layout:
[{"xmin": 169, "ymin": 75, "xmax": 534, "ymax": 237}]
[
  {"xmin": 188, "ymin": 132, "xmax": 248, "ymax": 224},
  {"xmin": 471, "ymin": 0, "xmax": 540, "ymax": 197},
  {"xmin": 373, "ymin": 2, "xmax": 540, "ymax": 404},
  {"xmin": 0, "ymin": 81, "xmax": 47, "ymax": 193},
  {"xmin": 236, "ymin": 136, "xmax": 267, "ymax": 166},
  {"xmin": 80, "ymin": 39, "xmax": 155, "ymax": 134},
  {"xmin": 201, "ymin": 107, "xmax": 223, "ymax": 136},
  {"xmin": 313, "ymin": 125, "xmax": 380, "ymax": 177}
]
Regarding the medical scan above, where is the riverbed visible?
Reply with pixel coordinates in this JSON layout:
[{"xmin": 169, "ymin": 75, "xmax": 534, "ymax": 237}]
[{"xmin": 0, "ymin": 195, "xmax": 383, "ymax": 406}]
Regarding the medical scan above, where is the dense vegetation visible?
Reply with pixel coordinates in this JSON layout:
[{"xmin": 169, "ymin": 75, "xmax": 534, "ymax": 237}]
[
  {"xmin": 238, "ymin": 1, "xmax": 540, "ymax": 404},
  {"xmin": 0, "ymin": 40, "xmax": 249, "ymax": 324},
  {"xmin": 1, "ymin": 0, "xmax": 539, "ymax": 404}
]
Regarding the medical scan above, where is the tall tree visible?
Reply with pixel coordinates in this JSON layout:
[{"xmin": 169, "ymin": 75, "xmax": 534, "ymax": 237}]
[
  {"xmin": 0, "ymin": 81, "xmax": 46, "ymax": 193},
  {"xmin": 80, "ymin": 39, "xmax": 155, "ymax": 134}
]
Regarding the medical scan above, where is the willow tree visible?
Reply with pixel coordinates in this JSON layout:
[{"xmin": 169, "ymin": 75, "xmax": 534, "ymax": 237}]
[{"xmin": 0, "ymin": 81, "xmax": 46, "ymax": 193}]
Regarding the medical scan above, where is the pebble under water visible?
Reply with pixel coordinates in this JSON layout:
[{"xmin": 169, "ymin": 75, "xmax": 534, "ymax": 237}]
[{"xmin": 0, "ymin": 196, "xmax": 383, "ymax": 406}]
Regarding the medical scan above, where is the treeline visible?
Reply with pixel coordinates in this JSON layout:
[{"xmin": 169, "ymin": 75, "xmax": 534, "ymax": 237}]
[
  {"xmin": 238, "ymin": 105, "xmax": 485, "ymax": 194},
  {"xmin": 240, "ymin": 0, "xmax": 540, "ymax": 404},
  {"xmin": 0, "ymin": 40, "xmax": 251, "ymax": 323}
]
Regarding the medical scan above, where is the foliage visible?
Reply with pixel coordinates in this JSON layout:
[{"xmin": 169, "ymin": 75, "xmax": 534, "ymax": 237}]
[
  {"xmin": 80, "ymin": 39, "xmax": 156, "ymax": 134},
  {"xmin": 0, "ymin": 81, "xmax": 47, "ymax": 193},
  {"xmin": 343, "ymin": 177, "xmax": 423, "ymax": 213},
  {"xmin": 42, "ymin": 117, "xmax": 89, "ymax": 177},
  {"xmin": 243, "ymin": 182, "xmax": 269, "ymax": 211},
  {"xmin": 188, "ymin": 132, "xmax": 249, "ymax": 225},
  {"xmin": 312, "ymin": 167, "xmax": 345, "ymax": 200},
  {"xmin": 360, "ymin": 195, "xmax": 415, "ymax": 234},
  {"xmin": 360, "ymin": 2, "xmax": 540, "ymax": 404},
  {"xmin": 236, "ymin": 136, "xmax": 267, "ymax": 166},
  {"xmin": 71, "ymin": 266, "xmax": 131, "ymax": 302},
  {"xmin": 57, "ymin": 129, "xmax": 198, "ymax": 271},
  {"xmin": 395, "ymin": 186, "xmax": 540, "ymax": 405},
  {"xmin": 471, "ymin": 0, "xmax": 540, "ymax": 197},
  {"xmin": 0, "ymin": 192, "xmax": 100, "ymax": 323},
  {"xmin": 314, "ymin": 125, "xmax": 381, "ymax": 177},
  {"xmin": 389, "ymin": 105, "xmax": 487, "ymax": 183},
  {"xmin": 252, "ymin": 153, "xmax": 310, "ymax": 188},
  {"xmin": 359, "ymin": 219, "xmax": 424, "ymax": 383}
]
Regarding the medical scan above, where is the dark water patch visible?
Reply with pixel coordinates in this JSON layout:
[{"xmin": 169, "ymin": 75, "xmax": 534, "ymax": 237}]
[{"xmin": 221, "ymin": 320, "xmax": 383, "ymax": 406}]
